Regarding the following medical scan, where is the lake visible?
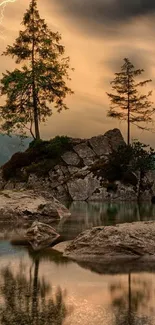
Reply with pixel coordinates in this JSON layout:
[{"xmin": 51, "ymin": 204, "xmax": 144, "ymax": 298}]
[{"xmin": 0, "ymin": 202, "xmax": 155, "ymax": 325}]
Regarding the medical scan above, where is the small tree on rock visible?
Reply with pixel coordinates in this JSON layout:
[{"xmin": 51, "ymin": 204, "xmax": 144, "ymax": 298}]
[
  {"xmin": 107, "ymin": 58, "xmax": 155, "ymax": 145},
  {"xmin": 104, "ymin": 141, "xmax": 155, "ymax": 199},
  {"xmin": 0, "ymin": 0, "xmax": 73, "ymax": 139}
]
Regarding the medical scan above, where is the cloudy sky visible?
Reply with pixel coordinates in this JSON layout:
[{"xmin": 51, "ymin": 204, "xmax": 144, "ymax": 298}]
[{"xmin": 1, "ymin": 0, "xmax": 155, "ymax": 145}]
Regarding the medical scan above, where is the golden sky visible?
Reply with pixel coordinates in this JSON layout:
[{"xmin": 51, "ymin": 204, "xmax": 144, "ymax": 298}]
[{"xmin": 1, "ymin": 0, "xmax": 155, "ymax": 145}]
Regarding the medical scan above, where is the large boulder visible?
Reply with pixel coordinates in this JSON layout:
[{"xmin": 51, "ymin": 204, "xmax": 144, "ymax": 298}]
[
  {"xmin": 89, "ymin": 135, "xmax": 111, "ymax": 156},
  {"xmin": 89, "ymin": 128, "xmax": 125, "ymax": 156},
  {"xmin": 25, "ymin": 221, "xmax": 60, "ymax": 250},
  {"xmin": 67, "ymin": 173, "xmax": 100, "ymax": 201},
  {"xmin": 64, "ymin": 221, "xmax": 155, "ymax": 261},
  {"xmin": 0, "ymin": 189, "xmax": 70, "ymax": 221},
  {"xmin": 103, "ymin": 128, "xmax": 125, "ymax": 151}
]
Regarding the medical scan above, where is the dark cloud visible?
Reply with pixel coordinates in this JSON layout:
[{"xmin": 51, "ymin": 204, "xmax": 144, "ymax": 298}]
[
  {"xmin": 99, "ymin": 46, "xmax": 155, "ymax": 90},
  {"xmin": 52, "ymin": 0, "xmax": 155, "ymax": 35},
  {"xmin": 66, "ymin": 0, "xmax": 155, "ymax": 22}
]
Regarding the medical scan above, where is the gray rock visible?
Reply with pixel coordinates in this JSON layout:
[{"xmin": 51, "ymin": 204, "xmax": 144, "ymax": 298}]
[
  {"xmin": 116, "ymin": 182, "xmax": 137, "ymax": 201},
  {"xmin": 64, "ymin": 221, "xmax": 155, "ymax": 261},
  {"xmin": 25, "ymin": 221, "xmax": 60, "ymax": 250},
  {"xmin": 60, "ymin": 165, "xmax": 69, "ymax": 176},
  {"xmin": 67, "ymin": 173, "xmax": 100, "ymax": 201},
  {"xmin": 27, "ymin": 174, "xmax": 51, "ymax": 191},
  {"xmin": 62, "ymin": 151, "xmax": 80, "ymax": 166},
  {"xmin": 89, "ymin": 128, "xmax": 125, "ymax": 156},
  {"xmin": 74, "ymin": 143, "xmax": 96, "ymax": 165},
  {"xmin": 14, "ymin": 182, "xmax": 26, "ymax": 190},
  {"xmin": 88, "ymin": 187, "xmax": 108, "ymax": 201},
  {"xmin": 54, "ymin": 166, "xmax": 63, "ymax": 177},
  {"xmin": 104, "ymin": 128, "xmax": 125, "ymax": 151},
  {"xmin": 4, "ymin": 181, "xmax": 15, "ymax": 190},
  {"xmin": 89, "ymin": 135, "xmax": 111, "ymax": 156},
  {"xmin": 53, "ymin": 184, "xmax": 69, "ymax": 202},
  {"xmin": 68, "ymin": 166, "xmax": 80, "ymax": 175}
]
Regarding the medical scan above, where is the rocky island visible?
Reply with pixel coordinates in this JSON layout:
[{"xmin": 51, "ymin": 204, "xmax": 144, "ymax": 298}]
[{"xmin": 0, "ymin": 128, "xmax": 155, "ymax": 202}]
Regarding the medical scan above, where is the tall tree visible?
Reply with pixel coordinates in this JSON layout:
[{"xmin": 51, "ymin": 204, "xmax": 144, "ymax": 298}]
[
  {"xmin": 0, "ymin": 0, "xmax": 73, "ymax": 139},
  {"xmin": 107, "ymin": 58, "xmax": 155, "ymax": 144}
]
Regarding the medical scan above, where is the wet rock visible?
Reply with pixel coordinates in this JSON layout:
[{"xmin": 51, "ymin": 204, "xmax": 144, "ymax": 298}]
[
  {"xmin": 64, "ymin": 221, "xmax": 155, "ymax": 261},
  {"xmin": 25, "ymin": 221, "xmax": 60, "ymax": 250}
]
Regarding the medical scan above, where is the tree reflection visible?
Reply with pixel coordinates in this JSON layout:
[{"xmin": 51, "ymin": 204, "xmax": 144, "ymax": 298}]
[
  {"xmin": 0, "ymin": 257, "xmax": 70, "ymax": 325},
  {"xmin": 110, "ymin": 273, "xmax": 152, "ymax": 325}
]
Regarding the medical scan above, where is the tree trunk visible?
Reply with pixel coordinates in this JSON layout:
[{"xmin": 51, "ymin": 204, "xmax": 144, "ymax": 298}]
[
  {"xmin": 127, "ymin": 69, "xmax": 130, "ymax": 145},
  {"xmin": 127, "ymin": 104, "xmax": 130, "ymax": 145},
  {"xmin": 32, "ymin": 0, "xmax": 40, "ymax": 140}
]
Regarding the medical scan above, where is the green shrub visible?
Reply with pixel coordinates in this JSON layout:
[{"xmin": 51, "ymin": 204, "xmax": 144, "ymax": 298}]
[
  {"xmin": 25, "ymin": 159, "xmax": 57, "ymax": 177},
  {"xmin": 28, "ymin": 136, "xmax": 71, "ymax": 159},
  {"xmin": 2, "ymin": 135, "xmax": 72, "ymax": 180}
]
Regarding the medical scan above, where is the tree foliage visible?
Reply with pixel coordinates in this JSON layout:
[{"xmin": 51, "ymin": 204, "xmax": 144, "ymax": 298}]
[
  {"xmin": 0, "ymin": 0, "xmax": 73, "ymax": 139},
  {"xmin": 107, "ymin": 58, "xmax": 155, "ymax": 144},
  {"xmin": 104, "ymin": 141, "xmax": 155, "ymax": 183}
]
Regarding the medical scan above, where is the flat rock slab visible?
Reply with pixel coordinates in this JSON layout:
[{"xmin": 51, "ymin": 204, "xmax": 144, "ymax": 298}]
[
  {"xmin": 64, "ymin": 221, "xmax": 155, "ymax": 261},
  {"xmin": 0, "ymin": 190, "xmax": 70, "ymax": 221},
  {"xmin": 53, "ymin": 241, "xmax": 72, "ymax": 253}
]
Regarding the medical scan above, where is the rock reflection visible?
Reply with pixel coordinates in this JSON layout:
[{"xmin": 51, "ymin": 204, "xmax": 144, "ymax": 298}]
[
  {"xmin": 0, "ymin": 256, "xmax": 71, "ymax": 325},
  {"xmin": 58, "ymin": 202, "xmax": 155, "ymax": 240},
  {"xmin": 110, "ymin": 273, "xmax": 152, "ymax": 325}
]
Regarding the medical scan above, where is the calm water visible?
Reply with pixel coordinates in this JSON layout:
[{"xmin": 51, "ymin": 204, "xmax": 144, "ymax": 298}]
[{"xmin": 0, "ymin": 202, "xmax": 155, "ymax": 325}]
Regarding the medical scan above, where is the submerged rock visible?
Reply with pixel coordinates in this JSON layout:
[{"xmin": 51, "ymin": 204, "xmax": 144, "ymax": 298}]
[
  {"xmin": 0, "ymin": 189, "xmax": 70, "ymax": 221},
  {"xmin": 25, "ymin": 221, "xmax": 60, "ymax": 250},
  {"xmin": 64, "ymin": 221, "xmax": 155, "ymax": 261}
]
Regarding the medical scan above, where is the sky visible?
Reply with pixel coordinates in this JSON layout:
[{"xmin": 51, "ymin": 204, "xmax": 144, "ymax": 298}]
[{"xmin": 1, "ymin": 0, "xmax": 155, "ymax": 145}]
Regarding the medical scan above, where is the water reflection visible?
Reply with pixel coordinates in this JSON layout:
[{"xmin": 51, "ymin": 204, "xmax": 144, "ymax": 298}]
[
  {"xmin": 58, "ymin": 202, "xmax": 155, "ymax": 240},
  {"xmin": 110, "ymin": 273, "xmax": 152, "ymax": 325},
  {"xmin": 0, "ymin": 254, "xmax": 71, "ymax": 325}
]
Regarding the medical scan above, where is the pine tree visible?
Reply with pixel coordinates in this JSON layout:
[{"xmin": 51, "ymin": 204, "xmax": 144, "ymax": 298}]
[
  {"xmin": 107, "ymin": 58, "xmax": 155, "ymax": 145},
  {"xmin": 0, "ymin": 0, "xmax": 73, "ymax": 139}
]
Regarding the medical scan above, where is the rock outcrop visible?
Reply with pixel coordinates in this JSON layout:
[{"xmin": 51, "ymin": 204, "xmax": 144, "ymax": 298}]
[
  {"xmin": 64, "ymin": 221, "xmax": 155, "ymax": 262},
  {"xmin": 0, "ymin": 189, "xmax": 70, "ymax": 222},
  {"xmin": 1, "ymin": 128, "xmax": 155, "ymax": 202},
  {"xmin": 25, "ymin": 221, "xmax": 60, "ymax": 250}
]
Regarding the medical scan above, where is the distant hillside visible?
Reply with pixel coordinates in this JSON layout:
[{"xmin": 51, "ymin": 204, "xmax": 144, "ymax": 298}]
[{"xmin": 0, "ymin": 134, "xmax": 31, "ymax": 166}]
